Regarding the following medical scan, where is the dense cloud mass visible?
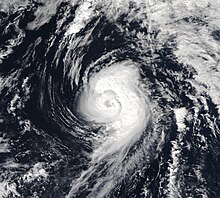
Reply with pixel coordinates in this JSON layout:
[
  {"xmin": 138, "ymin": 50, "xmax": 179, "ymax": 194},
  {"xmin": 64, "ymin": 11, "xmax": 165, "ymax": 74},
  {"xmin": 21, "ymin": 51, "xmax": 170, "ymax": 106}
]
[{"xmin": 0, "ymin": 0, "xmax": 220, "ymax": 197}]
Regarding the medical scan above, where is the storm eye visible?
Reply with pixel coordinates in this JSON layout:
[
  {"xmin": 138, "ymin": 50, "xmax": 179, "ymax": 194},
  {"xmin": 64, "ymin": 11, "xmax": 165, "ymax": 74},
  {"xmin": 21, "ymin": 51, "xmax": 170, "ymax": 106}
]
[{"xmin": 78, "ymin": 61, "xmax": 149, "ymax": 133}]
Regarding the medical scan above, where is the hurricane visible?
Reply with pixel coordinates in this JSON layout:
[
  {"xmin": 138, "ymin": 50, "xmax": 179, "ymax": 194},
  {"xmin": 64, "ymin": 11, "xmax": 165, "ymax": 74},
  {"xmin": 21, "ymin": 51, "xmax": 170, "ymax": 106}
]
[{"xmin": 0, "ymin": 0, "xmax": 220, "ymax": 198}]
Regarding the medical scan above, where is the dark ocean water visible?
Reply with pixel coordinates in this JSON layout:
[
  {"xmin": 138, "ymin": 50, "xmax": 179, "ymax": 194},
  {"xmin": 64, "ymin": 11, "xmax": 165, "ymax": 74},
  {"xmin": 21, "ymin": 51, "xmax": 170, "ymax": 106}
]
[{"xmin": 0, "ymin": 0, "xmax": 220, "ymax": 198}]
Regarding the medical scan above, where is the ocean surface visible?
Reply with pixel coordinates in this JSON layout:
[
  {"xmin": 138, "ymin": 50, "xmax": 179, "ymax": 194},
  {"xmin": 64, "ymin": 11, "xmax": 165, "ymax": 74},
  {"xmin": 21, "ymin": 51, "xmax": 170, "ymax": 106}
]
[{"xmin": 0, "ymin": 0, "xmax": 220, "ymax": 197}]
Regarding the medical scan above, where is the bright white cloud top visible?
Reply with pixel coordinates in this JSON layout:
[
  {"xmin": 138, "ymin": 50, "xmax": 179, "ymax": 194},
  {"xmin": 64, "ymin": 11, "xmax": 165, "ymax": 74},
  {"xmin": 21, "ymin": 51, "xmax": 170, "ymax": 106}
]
[{"xmin": 79, "ymin": 61, "xmax": 149, "ymax": 157}]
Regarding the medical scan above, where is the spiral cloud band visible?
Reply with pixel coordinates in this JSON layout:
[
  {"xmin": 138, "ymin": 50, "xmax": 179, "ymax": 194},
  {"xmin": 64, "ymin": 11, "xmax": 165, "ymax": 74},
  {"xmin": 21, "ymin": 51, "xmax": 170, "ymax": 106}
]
[{"xmin": 65, "ymin": 61, "xmax": 151, "ymax": 197}]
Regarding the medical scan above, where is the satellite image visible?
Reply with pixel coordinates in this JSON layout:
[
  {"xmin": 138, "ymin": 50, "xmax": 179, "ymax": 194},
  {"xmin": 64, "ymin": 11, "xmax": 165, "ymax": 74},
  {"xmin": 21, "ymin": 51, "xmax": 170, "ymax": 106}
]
[{"xmin": 0, "ymin": 0, "xmax": 220, "ymax": 197}]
